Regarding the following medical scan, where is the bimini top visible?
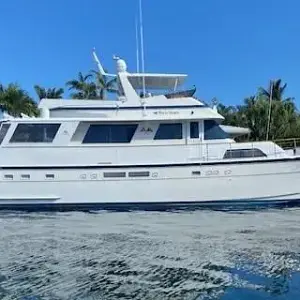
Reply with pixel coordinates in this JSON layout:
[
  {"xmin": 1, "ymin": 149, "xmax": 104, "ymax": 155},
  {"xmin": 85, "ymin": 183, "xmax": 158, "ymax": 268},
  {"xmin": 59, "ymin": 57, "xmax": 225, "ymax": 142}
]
[{"xmin": 126, "ymin": 73, "xmax": 187, "ymax": 90}]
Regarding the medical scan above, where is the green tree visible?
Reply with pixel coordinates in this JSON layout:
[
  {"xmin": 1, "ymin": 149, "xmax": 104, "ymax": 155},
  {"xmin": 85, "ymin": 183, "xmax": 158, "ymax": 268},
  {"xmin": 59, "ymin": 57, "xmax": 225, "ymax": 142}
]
[
  {"xmin": 242, "ymin": 95, "xmax": 270, "ymax": 140},
  {"xmin": 91, "ymin": 70, "xmax": 117, "ymax": 99},
  {"xmin": 0, "ymin": 83, "xmax": 39, "ymax": 117},
  {"xmin": 217, "ymin": 103, "xmax": 244, "ymax": 127},
  {"xmin": 259, "ymin": 79, "xmax": 297, "ymax": 140},
  {"xmin": 217, "ymin": 79, "xmax": 300, "ymax": 141},
  {"xmin": 259, "ymin": 79, "xmax": 294, "ymax": 102},
  {"xmin": 66, "ymin": 72, "xmax": 97, "ymax": 99},
  {"xmin": 34, "ymin": 85, "xmax": 64, "ymax": 100}
]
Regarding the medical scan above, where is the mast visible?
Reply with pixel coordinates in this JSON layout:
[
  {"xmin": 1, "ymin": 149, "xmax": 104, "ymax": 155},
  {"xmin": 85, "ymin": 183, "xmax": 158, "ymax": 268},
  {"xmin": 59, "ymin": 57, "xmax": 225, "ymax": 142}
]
[
  {"xmin": 266, "ymin": 80, "xmax": 273, "ymax": 141},
  {"xmin": 135, "ymin": 16, "xmax": 140, "ymax": 73},
  {"xmin": 92, "ymin": 48, "xmax": 105, "ymax": 75},
  {"xmin": 139, "ymin": 0, "xmax": 146, "ymax": 97}
]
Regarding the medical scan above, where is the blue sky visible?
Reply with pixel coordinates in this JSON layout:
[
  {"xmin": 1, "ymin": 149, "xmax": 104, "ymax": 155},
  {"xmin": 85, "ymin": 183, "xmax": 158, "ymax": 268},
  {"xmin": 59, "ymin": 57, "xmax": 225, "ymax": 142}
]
[{"xmin": 1, "ymin": 0, "xmax": 300, "ymax": 106}]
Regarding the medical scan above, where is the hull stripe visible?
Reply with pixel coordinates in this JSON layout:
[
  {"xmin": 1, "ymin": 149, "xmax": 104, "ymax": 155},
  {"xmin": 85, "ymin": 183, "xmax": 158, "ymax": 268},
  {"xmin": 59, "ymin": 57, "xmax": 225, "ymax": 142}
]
[
  {"xmin": 1, "ymin": 156, "xmax": 300, "ymax": 170},
  {"xmin": 50, "ymin": 105, "xmax": 206, "ymax": 111},
  {"xmin": 1, "ymin": 199, "xmax": 300, "ymax": 211}
]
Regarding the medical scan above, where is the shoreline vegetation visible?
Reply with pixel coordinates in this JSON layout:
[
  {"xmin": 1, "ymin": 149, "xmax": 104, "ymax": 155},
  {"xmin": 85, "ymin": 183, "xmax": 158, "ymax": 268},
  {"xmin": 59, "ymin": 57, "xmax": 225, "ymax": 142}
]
[{"xmin": 1, "ymin": 76, "xmax": 300, "ymax": 142}]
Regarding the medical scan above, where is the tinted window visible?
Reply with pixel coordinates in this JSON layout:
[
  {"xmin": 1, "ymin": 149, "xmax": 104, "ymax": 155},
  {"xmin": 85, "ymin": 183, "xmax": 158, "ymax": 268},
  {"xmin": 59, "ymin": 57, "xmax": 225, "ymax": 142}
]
[
  {"xmin": 190, "ymin": 122, "xmax": 199, "ymax": 139},
  {"xmin": 204, "ymin": 120, "xmax": 228, "ymax": 140},
  {"xmin": 223, "ymin": 148, "xmax": 267, "ymax": 159},
  {"xmin": 0, "ymin": 123, "xmax": 11, "ymax": 144},
  {"xmin": 10, "ymin": 123, "xmax": 60, "ymax": 143},
  {"xmin": 83, "ymin": 124, "xmax": 137, "ymax": 143},
  {"xmin": 154, "ymin": 123, "xmax": 182, "ymax": 140}
]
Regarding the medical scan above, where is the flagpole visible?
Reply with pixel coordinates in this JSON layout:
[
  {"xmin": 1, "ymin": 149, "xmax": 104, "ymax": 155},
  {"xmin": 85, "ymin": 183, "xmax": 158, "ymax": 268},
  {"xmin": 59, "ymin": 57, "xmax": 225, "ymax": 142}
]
[
  {"xmin": 266, "ymin": 80, "xmax": 273, "ymax": 141},
  {"xmin": 139, "ymin": 0, "xmax": 146, "ymax": 97}
]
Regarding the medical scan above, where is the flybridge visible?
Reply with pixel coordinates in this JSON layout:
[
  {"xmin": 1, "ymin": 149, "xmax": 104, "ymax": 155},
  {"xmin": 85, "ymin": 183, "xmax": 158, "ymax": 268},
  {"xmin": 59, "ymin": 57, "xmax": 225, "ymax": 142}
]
[
  {"xmin": 93, "ymin": 49, "xmax": 189, "ymax": 91},
  {"xmin": 0, "ymin": 52, "xmax": 223, "ymax": 122},
  {"xmin": 34, "ymin": 51, "xmax": 214, "ymax": 120},
  {"xmin": 92, "ymin": 50, "xmax": 193, "ymax": 96}
]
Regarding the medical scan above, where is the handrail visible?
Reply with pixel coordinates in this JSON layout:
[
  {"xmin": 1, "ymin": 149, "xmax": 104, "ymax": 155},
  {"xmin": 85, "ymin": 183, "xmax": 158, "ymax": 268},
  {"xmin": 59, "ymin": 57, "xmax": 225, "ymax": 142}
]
[
  {"xmin": 273, "ymin": 138, "xmax": 300, "ymax": 148},
  {"xmin": 274, "ymin": 137, "xmax": 300, "ymax": 142},
  {"xmin": 200, "ymin": 138, "xmax": 299, "ymax": 161}
]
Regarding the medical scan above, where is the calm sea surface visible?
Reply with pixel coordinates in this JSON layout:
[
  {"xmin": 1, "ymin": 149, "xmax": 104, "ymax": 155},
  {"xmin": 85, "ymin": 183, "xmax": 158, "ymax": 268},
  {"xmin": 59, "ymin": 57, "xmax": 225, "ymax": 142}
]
[{"xmin": 0, "ymin": 208, "xmax": 300, "ymax": 300}]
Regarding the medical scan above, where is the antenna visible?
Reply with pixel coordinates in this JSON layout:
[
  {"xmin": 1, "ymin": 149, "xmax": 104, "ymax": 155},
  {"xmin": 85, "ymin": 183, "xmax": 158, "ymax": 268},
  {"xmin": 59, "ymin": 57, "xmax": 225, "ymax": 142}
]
[
  {"xmin": 135, "ymin": 16, "xmax": 140, "ymax": 73},
  {"xmin": 138, "ymin": 0, "xmax": 146, "ymax": 97},
  {"xmin": 92, "ymin": 48, "xmax": 116, "ymax": 78},
  {"xmin": 92, "ymin": 48, "xmax": 105, "ymax": 74},
  {"xmin": 266, "ymin": 80, "xmax": 273, "ymax": 141},
  {"xmin": 211, "ymin": 97, "xmax": 218, "ymax": 112}
]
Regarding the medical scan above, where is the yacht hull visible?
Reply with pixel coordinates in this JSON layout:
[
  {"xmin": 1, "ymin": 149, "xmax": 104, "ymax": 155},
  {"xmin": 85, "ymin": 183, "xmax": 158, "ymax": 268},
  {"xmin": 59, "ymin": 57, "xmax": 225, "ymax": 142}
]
[{"xmin": 1, "ymin": 158, "xmax": 300, "ymax": 210}]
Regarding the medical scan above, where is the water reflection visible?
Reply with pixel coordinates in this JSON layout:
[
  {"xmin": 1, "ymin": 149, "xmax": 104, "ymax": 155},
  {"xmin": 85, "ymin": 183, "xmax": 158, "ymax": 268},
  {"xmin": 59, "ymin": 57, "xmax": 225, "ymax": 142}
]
[{"xmin": 0, "ymin": 209, "xmax": 299, "ymax": 299}]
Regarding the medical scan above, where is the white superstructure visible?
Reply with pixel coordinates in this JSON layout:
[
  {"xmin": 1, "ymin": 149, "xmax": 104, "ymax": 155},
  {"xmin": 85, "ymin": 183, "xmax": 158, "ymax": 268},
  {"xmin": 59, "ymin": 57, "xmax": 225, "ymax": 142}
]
[{"xmin": 0, "ymin": 56, "xmax": 300, "ymax": 210}]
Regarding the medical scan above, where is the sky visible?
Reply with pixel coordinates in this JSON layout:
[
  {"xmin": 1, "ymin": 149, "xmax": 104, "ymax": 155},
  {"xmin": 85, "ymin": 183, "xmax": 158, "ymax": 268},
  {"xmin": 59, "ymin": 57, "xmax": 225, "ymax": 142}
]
[{"xmin": 1, "ymin": 0, "xmax": 300, "ymax": 106}]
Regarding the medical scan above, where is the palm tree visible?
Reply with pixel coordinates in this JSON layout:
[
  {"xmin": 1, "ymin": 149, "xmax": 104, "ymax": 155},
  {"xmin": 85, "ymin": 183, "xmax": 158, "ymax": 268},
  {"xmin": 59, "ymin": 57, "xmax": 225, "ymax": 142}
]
[
  {"xmin": 34, "ymin": 85, "xmax": 64, "ymax": 100},
  {"xmin": 66, "ymin": 72, "xmax": 97, "ymax": 99},
  {"xmin": 259, "ymin": 79, "xmax": 296, "ymax": 140},
  {"xmin": 0, "ymin": 83, "xmax": 39, "ymax": 117},
  {"xmin": 91, "ymin": 70, "xmax": 117, "ymax": 99},
  {"xmin": 218, "ymin": 78, "xmax": 299, "ymax": 141},
  {"xmin": 217, "ymin": 103, "xmax": 243, "ymax": 127},
  {"xmin": 259, "ymin": 79, "xmax": 294, "ymax": 102},
  {"xmin": 241, "ymin": 95, "xmax": 271, "ymax": 140}
]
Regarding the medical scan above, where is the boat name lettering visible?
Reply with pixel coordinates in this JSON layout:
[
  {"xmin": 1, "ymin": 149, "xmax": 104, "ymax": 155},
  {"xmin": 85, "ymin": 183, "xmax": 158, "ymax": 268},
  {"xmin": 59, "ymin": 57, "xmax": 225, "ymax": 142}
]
[
  {"xmin": 140, "ymin": 127, "xmax": 153, "ymax": 133},
  {"xmin": 224, "ymin": 170, "xmax": 232, "ymax": 175},
  {"xmin": 153, "ymin": 111, "xmax": 179, "ymax": 115}
]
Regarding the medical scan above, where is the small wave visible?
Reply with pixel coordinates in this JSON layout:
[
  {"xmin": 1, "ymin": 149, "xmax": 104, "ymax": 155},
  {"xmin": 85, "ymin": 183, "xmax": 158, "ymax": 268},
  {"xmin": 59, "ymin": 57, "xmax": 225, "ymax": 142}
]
[{"xmin": 0, "ymin": 209, "xmax": 300, "ymax": 299}]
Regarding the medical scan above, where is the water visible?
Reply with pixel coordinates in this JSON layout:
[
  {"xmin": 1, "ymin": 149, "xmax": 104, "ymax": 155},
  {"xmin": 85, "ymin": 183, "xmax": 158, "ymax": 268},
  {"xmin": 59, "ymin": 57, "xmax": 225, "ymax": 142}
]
[{"xmin": 0, "ymin": 208, "xmax": 300, "ymax": 300}]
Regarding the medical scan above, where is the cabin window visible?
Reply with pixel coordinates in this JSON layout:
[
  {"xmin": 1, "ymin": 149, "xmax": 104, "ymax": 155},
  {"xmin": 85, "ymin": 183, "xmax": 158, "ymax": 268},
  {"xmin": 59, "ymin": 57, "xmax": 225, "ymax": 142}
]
[
  {"xmin": 223, "ymin": 148, "xmax": 267, "ymax": 159},
  {"xmin": 0, "ymin": 123, "xmax": 11, "ymax": 144},
  {"xmin": 21, "ymin": 174, "xmax": 30, "ymax": 180},
  {"xmin": 83, "ymin": 124, "xmax": 138, "ymax": 143},
  {"xmin": 10, "ymin": 123, "xmax": 61, "ymax": 143},
  {"xmin": 204, "ymin": 120, "xmax": 228, "ymax": 140},
  {"xmin": 154, "ymin": 123, "xmax": 182, "ymax": 140},
  {"xmin": 190, "ymin": 122, "xmax": 199, "ymax": 139}
]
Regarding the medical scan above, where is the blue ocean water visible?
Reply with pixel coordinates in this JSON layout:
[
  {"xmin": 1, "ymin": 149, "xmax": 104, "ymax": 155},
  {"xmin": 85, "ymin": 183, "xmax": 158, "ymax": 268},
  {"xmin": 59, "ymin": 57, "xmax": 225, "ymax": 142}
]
[{"xmin": 0, "ymin": 208, "xmax": 300, "ymax": 300}]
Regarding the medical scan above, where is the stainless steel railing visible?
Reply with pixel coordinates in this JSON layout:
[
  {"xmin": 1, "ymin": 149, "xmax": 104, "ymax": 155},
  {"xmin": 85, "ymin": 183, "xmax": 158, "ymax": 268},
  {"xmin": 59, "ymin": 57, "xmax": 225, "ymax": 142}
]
[{"xmin": 200, "ymin": 138, "xmax": 300, "ymax": 161}]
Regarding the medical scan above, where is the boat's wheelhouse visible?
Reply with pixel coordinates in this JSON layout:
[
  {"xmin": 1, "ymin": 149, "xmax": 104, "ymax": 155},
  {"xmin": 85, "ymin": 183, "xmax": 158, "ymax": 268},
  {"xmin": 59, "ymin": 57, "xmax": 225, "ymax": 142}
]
[{"xmin": 0, "ymin": 115, "xmax": 287, "ymax": 169}]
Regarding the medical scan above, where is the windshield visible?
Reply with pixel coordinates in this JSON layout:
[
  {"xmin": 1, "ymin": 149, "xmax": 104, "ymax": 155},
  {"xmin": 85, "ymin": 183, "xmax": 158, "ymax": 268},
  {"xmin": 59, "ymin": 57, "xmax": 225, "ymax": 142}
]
[{"xmin": 0, "ymin": 123, "xmax": 11, "ymax": 144}]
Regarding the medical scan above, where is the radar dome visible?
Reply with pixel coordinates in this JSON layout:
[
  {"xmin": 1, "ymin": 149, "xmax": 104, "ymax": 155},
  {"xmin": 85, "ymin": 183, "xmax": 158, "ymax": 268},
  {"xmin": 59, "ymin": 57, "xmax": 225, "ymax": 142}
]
[{"xmin": 116, "ymin": 59, "xmax": 127, "ymax": 73}]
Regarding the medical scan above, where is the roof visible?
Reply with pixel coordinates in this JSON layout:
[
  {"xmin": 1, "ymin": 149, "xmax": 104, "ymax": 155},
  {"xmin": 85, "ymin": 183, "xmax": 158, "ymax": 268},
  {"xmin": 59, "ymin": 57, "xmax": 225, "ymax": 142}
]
[{"xmin": 126, "ymin": 73, "xmax": 187, "ymax": 90}]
